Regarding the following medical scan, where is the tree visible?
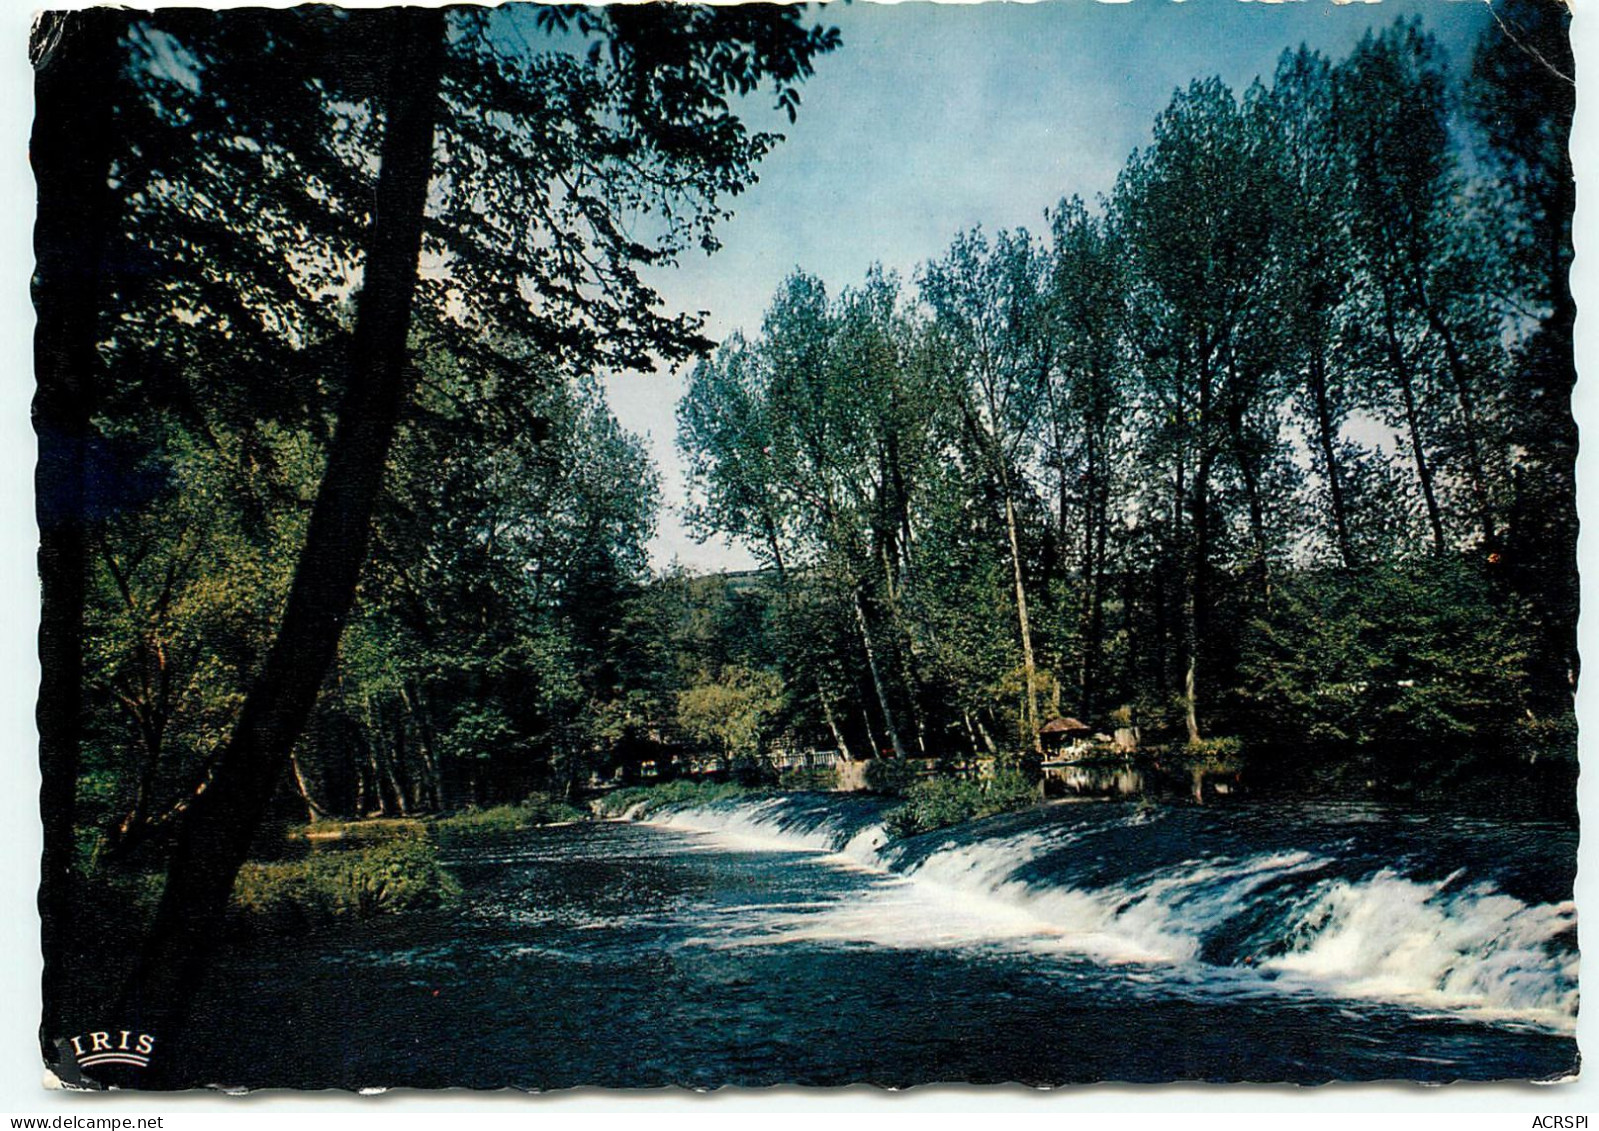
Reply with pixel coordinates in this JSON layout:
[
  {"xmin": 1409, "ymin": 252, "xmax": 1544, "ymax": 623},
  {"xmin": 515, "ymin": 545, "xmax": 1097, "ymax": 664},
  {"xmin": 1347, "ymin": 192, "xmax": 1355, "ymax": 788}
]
[
  {"xmin": 1111, "ymin": 78, "xmax": 1282, "ymax": 741},
  {"xmin": 666, "ymin": 8, "xmax": 1573, "ymax": 804},
  {"xmin": 1338, "ymin": 21, "xmax": 1508, "ymax": 557},
  {"xmin": 680, "ymin": 334, "xmax": 793, "ymax": 577},
  {"xmin": 921, "ymin": 229, "xmax": 1053, "ymax": 750},
  {"xmin": 87, "ymin": 419, "xmax": 312, "ymax": 856},
  {"xmin": 1042, "ymin": 197, "xmax": 1126, "ymax": 717},
  {"xmin": 677, "ymin": 665, "xmax": 786, "ymax": 777},
  {"xmin": 41, "ymin": 4, "xmax": 840, "ymax": 1073},
  {"xmin": 31, "ymin": 9, "xmax": 130, "ymax": 1054},
  {"xmin": 1467, "ymin": 0, "xmax": 1577, "ymax": 705},
  {"xmin": 115, "ymin": 9, "xmax": 451, "ymax": 1059},
  {"xmin": 1257, "ymin": 48, "xmax": 1365, "ymax": 571},
  {"xmin": 681, "ymin": 270, "xmax": 943, "ymax": 760}
]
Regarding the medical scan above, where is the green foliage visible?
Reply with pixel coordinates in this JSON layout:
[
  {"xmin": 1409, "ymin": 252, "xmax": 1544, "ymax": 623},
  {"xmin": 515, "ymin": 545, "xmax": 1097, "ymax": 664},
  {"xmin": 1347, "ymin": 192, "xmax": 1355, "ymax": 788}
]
[
  {"xmin": 1513, "ymin": 712, "xmax": 1578, "ymax": 768},
  {"xmin": 84, "ymin": 421, "xmax": 313, "ymax": 848},
  {"xmin": 231, "ymin": 837, "xmax": 459, "ymax": 930},
  {"xmin": 431, "ymin": 798, "xmax": 587, "ymax": 837},
  {"xmin": 676, "ymin": 664, "xmax": 786, "ymax": 767},
  {"xmin": 1170, "ymin": 737, "xmax": 1245, "ymax": 773},
  {"xmin": 883, "ymin": 771, "xmax": 1039, "ymax": 839},
  {"xmin": 778, "ymin": 766, "xmax": 840, "ymax": 791},
  {"xmin": 863, "ymin": 758, "xmax": 920, "ymax": 796},
  {"xmin": 1236, "ymin": 561, "xmax": 1535, "ymax": 755}
]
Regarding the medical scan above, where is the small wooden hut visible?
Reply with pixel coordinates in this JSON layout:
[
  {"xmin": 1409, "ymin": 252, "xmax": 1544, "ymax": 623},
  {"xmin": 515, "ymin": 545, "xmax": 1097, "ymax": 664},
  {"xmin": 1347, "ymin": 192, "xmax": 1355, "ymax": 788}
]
[{"xmin": 1039, "ymin": 716, "xmax": 1093, "ymax": 757}]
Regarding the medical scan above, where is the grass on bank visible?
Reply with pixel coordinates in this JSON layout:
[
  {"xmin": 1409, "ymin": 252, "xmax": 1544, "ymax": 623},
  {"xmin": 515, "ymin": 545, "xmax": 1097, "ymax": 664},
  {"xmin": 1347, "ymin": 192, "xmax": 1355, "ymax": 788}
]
[
  {"xmin": 430, "ymin": 796, "xmax": 588, "ymax": 835},
  {"xmin": 231, "ymin": 834, "xmax": 461, "ymax": 930},
  {"xmin": 230, "ymin": 796, "xmax": 585, "ymax": 931}
]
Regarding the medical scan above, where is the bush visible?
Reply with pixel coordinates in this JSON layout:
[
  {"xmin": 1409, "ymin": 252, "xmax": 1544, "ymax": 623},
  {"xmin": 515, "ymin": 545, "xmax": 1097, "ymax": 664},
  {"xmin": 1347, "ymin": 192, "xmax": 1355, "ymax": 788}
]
[
  {"xmin": 231, "ymin": 836, "xmax": 459, "ymax": 930},
  {"xmin": 1516, "ymin": 712, "xmax": 1578, "ymax": 766},
  {"xmin": 431, "ymin": 797, "xmax": 586, "ymax": 837},
  {"xmin": 778, "ymin": 766, "xmax": 840, "ymax": 791},
  {"xmin": 592, "ymin": 779, "xmax": 761, "ymax": 819},
  {"xmin": 1173, "ymin": 736, "xmax": 1245, "ymax": 773},
  {"xmin": 291, "ymin": 817, "xmax": 429, "ymax": 844},
  {"xmin": 729, "ymin": 755, "xmax": 779, "ymax": 787},
  {"xmin": 863, "ymin": 758, "xmax": 919, "ymax": 796},
  {"xmin": 883, "ymin": 770, "xmax": 1039, "ymax": 838}
]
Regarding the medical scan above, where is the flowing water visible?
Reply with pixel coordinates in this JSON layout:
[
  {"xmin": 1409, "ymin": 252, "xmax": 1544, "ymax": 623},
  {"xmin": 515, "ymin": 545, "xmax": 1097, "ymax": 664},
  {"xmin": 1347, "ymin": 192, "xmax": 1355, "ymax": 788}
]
[{"xmin": 178, "ymin": 794, "xmax": 1579, "ymax": 1089}]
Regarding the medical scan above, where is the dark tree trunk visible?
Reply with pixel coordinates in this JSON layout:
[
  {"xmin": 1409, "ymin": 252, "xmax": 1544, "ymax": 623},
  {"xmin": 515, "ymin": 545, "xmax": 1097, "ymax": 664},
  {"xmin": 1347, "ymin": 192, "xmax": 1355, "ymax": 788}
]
[
  {"xmin": 1086, "ymin": 438, "xmax": 1110, "ymax": 720},
  {"xmin": 1183, "ymin": 361, "xmax": 1215, "ymax": 746},
  {"xmin": 1383, "ymin": 296, "xmax": 1446, "ymax": 557},
  {"xmin": 1307, "ymin": 351, "xmax": 1357, "ymax": 570},
  {"xmin": 1077, "ymin": 421, "xmax": 1099, "ymax": 717},
  {"xmin": 401, "ymin": 682, "xmax": 442, "ymax": 811},
  {"xmin": 1184, "ymin": 452, "xmax": 1211, "ymax": 745},
  {"xmin": 31, "ymin": 7, "xmax": 125, "ymax": 1061},
  {"xmin": 1226, "ymin": 397, "xmax": 1270, "ymax": 601},
  {"xmin": 817, "ymin": 680, "xmax": 853, "ymax": 762},
  {"xmin": 853, "ymin": 589, "xmax": 907, "ymax": 759},
  {"xmin": 290, "ymin": 752, "xmax": 331, "ymax": 824},
  {"xmin": 110, "ymin": 9, "xmax": 446, "ymax": 1079},
  {"xmin": 1421, "ymin": 304, "xmax": 1498, "ymax": 551}
]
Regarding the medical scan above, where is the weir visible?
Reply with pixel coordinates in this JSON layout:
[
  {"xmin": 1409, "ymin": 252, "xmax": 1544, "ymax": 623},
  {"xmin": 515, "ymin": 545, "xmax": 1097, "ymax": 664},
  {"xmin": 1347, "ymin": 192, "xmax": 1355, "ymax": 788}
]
[
  {"xmin": 168, "ymin": 793, "xmax": 1580, "ymax": 1087},
  {"xmin": 636, "ymin": 793, "xmax": 1579, "ymax": 1033}
]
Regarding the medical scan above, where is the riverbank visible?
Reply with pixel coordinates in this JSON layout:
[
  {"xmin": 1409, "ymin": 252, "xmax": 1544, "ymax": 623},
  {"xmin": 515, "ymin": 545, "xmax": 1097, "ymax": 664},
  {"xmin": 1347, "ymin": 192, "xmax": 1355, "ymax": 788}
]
[
  {"xmin": 58, "ymin": 796, "xmax": 596, "ymax": 1036},
  {"xmin": 603, "ymin": 733, "xmax": 1580, "ymax": 826},
  {"xmin": 233, "ymin": 798, "xmax": 593, "ymax": 929}
]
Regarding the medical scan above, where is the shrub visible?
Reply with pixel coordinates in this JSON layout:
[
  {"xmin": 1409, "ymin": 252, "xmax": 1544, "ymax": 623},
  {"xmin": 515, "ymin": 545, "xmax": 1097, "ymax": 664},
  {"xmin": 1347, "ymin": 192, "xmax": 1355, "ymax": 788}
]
[
  {"xmin": 730, "ymin": 755, "xmax": 780, "ymax": 787},
  {"xmin": 1173, "ymin": 736, "xmax": 1245, "ymax": 773},
  {"xmin": 778, "ymin": 766, "xmax": 840, "ymax": 791},
  {"xmin": 883, "ymin": 770, "xmax": 1039, "ymax": 838},
  {"xmin": 231, "ymin": 836, "xmax": 459, "ymax": 931},
  {"xmin": 863, "ymin": 758, "xmax": 919, "ymax": 796},
  {"xmin": 431, "ymin": 797, "xmax": 586, "ymax": 837}
]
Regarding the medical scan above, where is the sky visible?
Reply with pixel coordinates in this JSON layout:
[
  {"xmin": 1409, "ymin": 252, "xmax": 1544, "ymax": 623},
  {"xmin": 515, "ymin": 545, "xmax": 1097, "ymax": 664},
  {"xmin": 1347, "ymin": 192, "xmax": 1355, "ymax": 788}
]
[{"xmin": 601, "ymin": 0, "xmax": 1494, "ymax": 574}]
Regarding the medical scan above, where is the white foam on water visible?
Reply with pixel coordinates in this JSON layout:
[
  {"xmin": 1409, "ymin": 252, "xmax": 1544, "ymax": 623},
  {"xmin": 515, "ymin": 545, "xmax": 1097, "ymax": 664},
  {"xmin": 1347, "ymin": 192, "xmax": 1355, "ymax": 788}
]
[
  {"xmin": 1260, "ymin": 868, "xmax": 1578, "ymax": 1030},
  {"xmin": 637, "ymin": 798, "xmax": 1578, "ymax": 1031},
  {"xmin": 646, "ymin": 798, "xmax": 851, "ymax": 855},
  {"xmin": 839, "ymin": 823, "xmax": 890, "ymax": 864}
]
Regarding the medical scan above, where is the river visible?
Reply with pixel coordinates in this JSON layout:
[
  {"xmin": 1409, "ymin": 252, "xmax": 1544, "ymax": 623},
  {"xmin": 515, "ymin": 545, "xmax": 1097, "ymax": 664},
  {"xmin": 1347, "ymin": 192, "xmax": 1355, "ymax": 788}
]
[{"xmin": 174, "ymin": 794, "xmax": 1579, "ymax": 1089}]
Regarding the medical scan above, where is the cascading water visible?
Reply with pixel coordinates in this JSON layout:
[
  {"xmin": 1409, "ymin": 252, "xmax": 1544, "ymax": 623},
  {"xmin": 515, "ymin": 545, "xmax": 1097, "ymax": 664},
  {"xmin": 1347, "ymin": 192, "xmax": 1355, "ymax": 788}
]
[
  {"xmin": 173, "ymin": 790, "xmax": 1579, "ymax": 1088},
  {"xmin": 639, "ymin": 794, "xmax": 1578, "ymax": 1034}
]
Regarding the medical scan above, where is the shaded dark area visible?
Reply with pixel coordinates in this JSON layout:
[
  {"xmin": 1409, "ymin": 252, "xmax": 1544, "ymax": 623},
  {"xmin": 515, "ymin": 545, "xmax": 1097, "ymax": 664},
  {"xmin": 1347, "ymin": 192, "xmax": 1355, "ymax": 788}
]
[{"xmin": 35, "ymin": 0, "xmax": 841, "ymax": 1076}]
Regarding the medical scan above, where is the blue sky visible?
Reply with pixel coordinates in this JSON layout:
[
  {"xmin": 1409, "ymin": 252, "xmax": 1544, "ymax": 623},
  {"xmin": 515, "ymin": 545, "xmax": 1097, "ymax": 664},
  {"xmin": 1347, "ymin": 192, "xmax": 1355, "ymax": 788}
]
[{"xmin": 604, "ymin": 0, "xmax": 1494, "ymax": 573}]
